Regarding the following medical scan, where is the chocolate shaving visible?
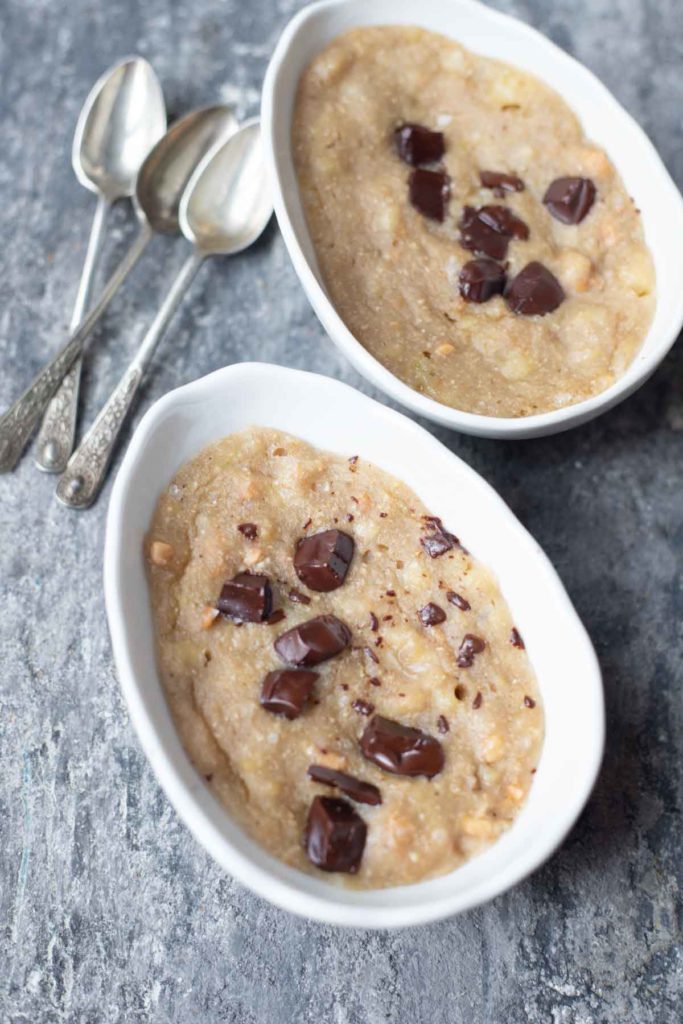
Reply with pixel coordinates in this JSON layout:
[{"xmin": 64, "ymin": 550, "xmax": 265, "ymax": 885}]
[
  {"xmin": 457, "ymin": 633, "xmax": 486, "ymax": 668},
  {"xmin": 510, "ymin": 627, "xmax": 525, "ymax": 649},
  {"xmin": 237, "ymin": 523, "xmax": 258, "ymax": 540}
]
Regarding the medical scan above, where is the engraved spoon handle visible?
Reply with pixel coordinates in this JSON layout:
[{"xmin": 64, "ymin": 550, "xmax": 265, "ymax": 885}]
[
  {"xmin": 34, "ymin": 194, "xmax": 109, "ymax": 473},
  {"xmin": 56, "ymin": 251, "xmax": 205, "ymax": 509},
  {"xmin": 0, "ymin": 222, "xmax": 152, "ymax": 473}
]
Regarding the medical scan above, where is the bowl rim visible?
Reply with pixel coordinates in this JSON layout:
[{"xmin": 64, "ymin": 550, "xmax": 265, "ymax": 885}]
[
  {"xmin": 260, "ymin": 0, "xmax": 683, "ymax": 439},
  {"xmin": 104, "ymin": 361, "xmax": 605, "ymax": 928}
]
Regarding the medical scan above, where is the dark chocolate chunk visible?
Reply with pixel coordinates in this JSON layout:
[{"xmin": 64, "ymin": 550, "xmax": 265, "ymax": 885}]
[
  {"xmin": 216, "ymin": 572, "xmax": 272, "ymax": 623},
  {"xmin": 304, "ymin": 795, "xmax": 367, "ymax": 873},
  {"xmin": 237, "ymin": 522, "xmax": 258, "ymax": 540},
  {"xmin": 288, "ymin": 588, "xmax": 311, "ymax": 605},
  {"xmin": 457, "ymin": 633, "xmax": 486, "ymax": 668},
  {"xmin": 260, "ymin": 668, "xmax": 319, "ymax": 719},
  {"xmin": 409, "ymin": 168, "xmax": 450, "ymax": 222},
  {"xmin": 524, "ymin": 695, "xmax": 536, "ymax": 709},
  {"xmin": 446, "ymin": 591, "xmax": 470, "ymax": 611},
  {"xmin": 543, "ymin": 176, "xmax": 596, "ymax": 224},
  {"xmin": 394, "ymin": 123, "xmax": 445, "ymax": 166},
  {"xmin": 418, "ymin": 602, "xmax": 447, "ymax": 626},
  {"xmin": 459, "ymin": 204, "xmax": 529, "ymax": 260},
  {"xmin": 510, "ymin": 627, "xmax": 525, "ymax": 649},
  {"xmin": 352, "ymin": 699, "xmax": 375, "ymax": 717},
  {"xmin": 480, "ymin": 170, "xmax": 525, "ymax": 196},
  {"xmin": 437, "ymin": 715, "xmax": 450, "ymax": 734},
  {"xmin": 506, "ymin": 261, "xmax": 565, "ymax": 316},
  {"xmin": 294, "ymin": 529, "xmax": 354, "ymax": 592},
  {"xmin": 307, "ymin": 764, "xmax": 382, "ymax": 806},
  {"xmin": 420, "ymin": 516, "xmax": 459, "ymax": 558},
  {"xmin": 459, "ymin": 258, "xmax": 507, "ymax": 303},
  {"xmin": 360, "ymin": 715, "xmax": 444, "ymax": 778},
  {"xmin": 472, "ymin": 691, "xmax": 483, "ymax": 709},
  {"xmin": 274, "ymin": 615, "xmax": 351, "ymax": 666}
]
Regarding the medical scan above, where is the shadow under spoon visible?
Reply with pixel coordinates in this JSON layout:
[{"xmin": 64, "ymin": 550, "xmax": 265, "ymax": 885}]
[
  {"xmin": 56, "ymin": 120, "xmax": 272, "ymax": 509},
  {"xmin": 0, "ymin": 104, "xmax": 237, "ymax": 474}
]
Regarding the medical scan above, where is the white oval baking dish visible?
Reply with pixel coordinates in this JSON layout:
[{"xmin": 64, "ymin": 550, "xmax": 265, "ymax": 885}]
[
  {"xmin": 261, "ymin": 0, "xmax": 683, "ymax": 438},
  {"xmin": 104, "ymin": 362, "xmax": 604, "ymax": 927}
]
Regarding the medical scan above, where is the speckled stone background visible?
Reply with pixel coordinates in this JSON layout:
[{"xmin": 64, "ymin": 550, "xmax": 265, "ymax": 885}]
[{"xmin": 1, "ymin": 0, "xmax": 681, "ymax": 1020}]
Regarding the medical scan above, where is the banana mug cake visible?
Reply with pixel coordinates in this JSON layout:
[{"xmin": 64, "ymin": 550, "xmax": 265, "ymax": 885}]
[
  {"xmin": 146, "ymin": 428, "xmax": 543, "ymax": 888},
  {"xmin": 293, "ymin": 26, "xmax": 655, "ymax": 417}
]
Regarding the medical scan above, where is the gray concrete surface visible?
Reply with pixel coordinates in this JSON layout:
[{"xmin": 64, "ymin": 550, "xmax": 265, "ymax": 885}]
[{"xmin": 0, "ymin": 0, "xmax": 681, "ymax": 1020}]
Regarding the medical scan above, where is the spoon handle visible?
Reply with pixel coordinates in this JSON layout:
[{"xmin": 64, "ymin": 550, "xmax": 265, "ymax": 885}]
[
  {"xmin": 0, "ymin": 223, "xmax": 152, "ymax": 473},
  {"xmin": 56, "ymin": 251, "xmax": 205, "ymax": 509},
  {"xmin": 34, "ymin": 194, "xmax": 109, "ymax": 473}
]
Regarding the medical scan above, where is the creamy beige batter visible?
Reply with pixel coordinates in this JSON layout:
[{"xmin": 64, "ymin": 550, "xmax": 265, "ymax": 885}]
[
  {"xmin": 146, "ymin": 428, "xmax": 543, "ymax": 888},
  {"xmin": 293, "ymin": 26, "xmax": 655, "ymax": 417}
]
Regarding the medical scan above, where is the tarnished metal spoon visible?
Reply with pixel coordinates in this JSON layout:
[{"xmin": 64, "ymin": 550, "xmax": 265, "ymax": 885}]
[
  {"xmin": 0, "ymin": 104, "xmax": 237, "ymax": 474},
  {"xmin": 35, "ymin": 56, "xmax": 166, "ymax": 473},
  {"xmin": 57, "ymin": 119, "xmax": 272, "ymax": 509}
]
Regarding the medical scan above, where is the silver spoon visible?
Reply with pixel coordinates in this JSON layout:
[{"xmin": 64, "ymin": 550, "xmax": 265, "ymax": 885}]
[
  {"xmin": 57, "ymin": 119, "xmax": 272, "ymax": 509},
  {"xmin": 35, "ymin": 56, "xmax": 166, "ymax": 474},
  {"xmin": 0, "ymin": 104, "xmax": 237, "ymax": 474}
]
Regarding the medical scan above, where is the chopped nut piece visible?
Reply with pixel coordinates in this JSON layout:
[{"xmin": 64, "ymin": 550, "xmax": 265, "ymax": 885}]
[
  {"xmin": 149, "ymin": 541, "xmax": 174, "ymax": 567},
  {"xmin": 200, "ymin": 605, "xmax": 219, "ymax": 630},
  {"xmin": 243, "ymin": 546, "xmax": 264, "ymax": 567}
]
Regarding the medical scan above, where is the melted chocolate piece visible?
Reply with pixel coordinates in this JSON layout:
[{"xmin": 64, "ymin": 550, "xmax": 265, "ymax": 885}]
[
  {"xmin": 457, "ymin": 633, "xmax": 486, "ymax": 668},
  {"xmin": 307, "ymin": 764, "xmax": 382, "ymax": 806},
  {"xmin": 420, "ymin": 516, "xmax": 459, "ymax": 558},
  {"xmin": 237, "ymin": 522, "xmax": 258, "ymax": 540},
  {"xmin": 409, "ymin": 168, "xmax": 450, "ymax": 222},
  {"xmin": 543, "ymin": 176, "xmax": 596, "ymax": 224},
  {"xmin": 394, "ymin": 123, "xmax": 445, "ymax": 166},
  {"xmin": 216, "ymin": 572, "xmax": 272, "ymax": 623},
  {"xmin": 446, "ymin": 591, "xmax": 470, "ymax": 611},
  {"xmin": 360, "ymin": 716, "xmax": 444, "ymax": 778},
  {"xmin": 294, "ymin": 529, "xmax": 354, "ymax": 592},
  {"xmin": 459, "ymin": 258, "xmax": 507, "ymax": 303},
  {"xmin": 274, "ymin": 615, "xmax": 351, "ymax": 666},
  {"xmin": 510, "ymin": 627, "xmax": 525, "ymax": 649},
  {"xmin": 459, "ymin": 204, "xmax": 529, "ymax": 260},
  {"xmin": 260, "ymin": 669, "xmax": 319, "ymax": 719},
  {"xmin": 352, "ymin": 699, "xmax": 375, "ymax": 717},
  {"xmin": 304, "ymin": 796, "xmax": 367, "ymax": 873},
  {"xmin": 506, "ymin": 261, "xmax": 565, "ymax": 316},
  {"xmin": 418, "ymin": 602, "xmax": 447, "ymax": 626},
  {"xmin": 480, "ymin": 170, "xmax": 525, "ymax": 196}
]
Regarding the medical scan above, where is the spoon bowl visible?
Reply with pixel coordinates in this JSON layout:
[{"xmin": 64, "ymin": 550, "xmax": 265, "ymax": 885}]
[
  {"xmin": 136, "ymin": 105, "xmax": 239, "ymax": 235},
  {"xmin": 74, "ymin": 56, "xmax": 166, "ymax": 202},
  {"xmin": 180, "ymin": 120, "xmax": 272, "ymax": 254}
]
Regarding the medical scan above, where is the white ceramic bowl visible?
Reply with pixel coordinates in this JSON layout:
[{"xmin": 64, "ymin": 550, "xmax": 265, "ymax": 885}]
[
  {"xmin": 104, "ymin": 362, "xmax": 604, "ymax": 928},
  {"xmin": 261, "ymin": 0, "xmax": 683, "ymax": 439}
]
